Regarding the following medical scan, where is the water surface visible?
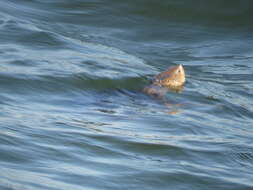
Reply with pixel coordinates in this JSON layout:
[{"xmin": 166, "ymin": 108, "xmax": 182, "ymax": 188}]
[{"xmin": 0, "ymin": 0, "xmax": 253, "ymax": 190}]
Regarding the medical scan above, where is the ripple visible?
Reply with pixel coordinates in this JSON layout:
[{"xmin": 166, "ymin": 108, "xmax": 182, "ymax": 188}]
[{"xmin": 1, "ymin": 0, "xmax": 253, "ymax": 190}]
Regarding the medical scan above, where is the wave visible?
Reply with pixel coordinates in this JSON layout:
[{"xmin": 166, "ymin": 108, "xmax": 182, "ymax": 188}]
[{"xmin": 2, "ymin": 0, "xmax": 253, "ymax": 30}]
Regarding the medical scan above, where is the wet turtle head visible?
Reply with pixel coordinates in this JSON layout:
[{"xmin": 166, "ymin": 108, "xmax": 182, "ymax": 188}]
[{"xmin": 154, "ymin": 64, "xmax": 186, "ymax": 89}]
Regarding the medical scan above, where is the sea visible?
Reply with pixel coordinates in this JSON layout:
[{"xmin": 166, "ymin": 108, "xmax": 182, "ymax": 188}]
[{"xmin": 0, "ymin": 0, "xmax": 253, "ymax": 190}]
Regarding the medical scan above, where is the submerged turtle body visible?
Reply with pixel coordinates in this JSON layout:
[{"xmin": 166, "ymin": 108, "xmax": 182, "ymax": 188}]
[{"xmin": 144, "ymin": 64, "xmax": 186, "ymax": 97}]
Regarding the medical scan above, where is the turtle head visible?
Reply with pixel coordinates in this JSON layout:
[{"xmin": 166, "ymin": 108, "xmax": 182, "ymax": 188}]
[{"xmin": 161, "ymin": 64, "xmax": 185, "ymax": 88}]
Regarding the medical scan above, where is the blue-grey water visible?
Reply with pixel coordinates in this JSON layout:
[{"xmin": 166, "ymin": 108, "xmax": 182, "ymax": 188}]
[{"xmin": 1, "ymin": 0, "xmax": 253, "ymax": 189}]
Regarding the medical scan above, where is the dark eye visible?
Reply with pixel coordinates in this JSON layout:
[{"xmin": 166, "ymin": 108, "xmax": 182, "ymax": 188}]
[{"xmin": 178, "ymin": 70, "xmax": 181, "ymax": 73}]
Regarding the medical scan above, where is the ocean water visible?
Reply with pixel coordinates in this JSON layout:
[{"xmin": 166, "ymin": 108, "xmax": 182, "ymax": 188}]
[{"xmin": 0, "ymin": 0, "xmax": 253, "ymax": 189}]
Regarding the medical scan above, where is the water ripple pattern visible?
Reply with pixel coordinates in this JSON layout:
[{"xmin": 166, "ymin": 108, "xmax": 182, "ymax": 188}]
[{"xmin": 0, "ymin": 0, "xmax": 253, "ymax": 190}]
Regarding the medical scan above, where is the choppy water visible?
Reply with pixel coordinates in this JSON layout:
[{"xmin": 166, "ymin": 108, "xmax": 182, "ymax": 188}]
[{"xmin": 1, "ymin": 0, "xmax": 253, "ymax": 189}]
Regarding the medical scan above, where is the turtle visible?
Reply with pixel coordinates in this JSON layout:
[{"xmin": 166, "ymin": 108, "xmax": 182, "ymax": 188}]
[{"xmin": 143, "ymin": 64, "xmax": 186, "ymax": 98}]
